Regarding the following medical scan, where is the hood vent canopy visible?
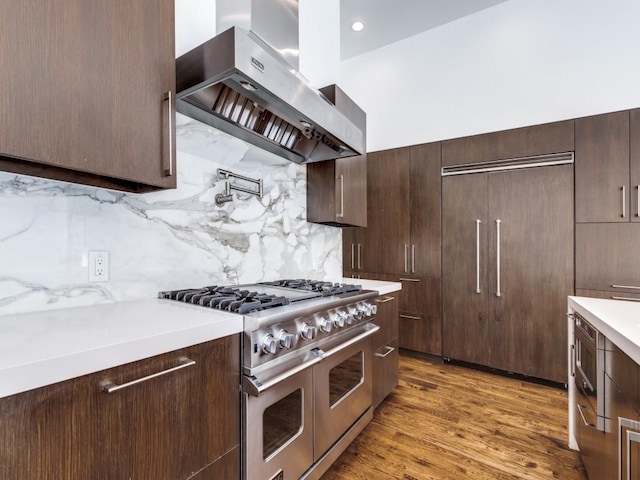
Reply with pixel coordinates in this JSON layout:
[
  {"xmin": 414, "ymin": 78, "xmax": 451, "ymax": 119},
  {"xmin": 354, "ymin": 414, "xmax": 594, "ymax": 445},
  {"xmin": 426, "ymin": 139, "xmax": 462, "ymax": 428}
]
[{"xmin": 176, "ymin": 2, "xmax": 365, "ymax": 164}]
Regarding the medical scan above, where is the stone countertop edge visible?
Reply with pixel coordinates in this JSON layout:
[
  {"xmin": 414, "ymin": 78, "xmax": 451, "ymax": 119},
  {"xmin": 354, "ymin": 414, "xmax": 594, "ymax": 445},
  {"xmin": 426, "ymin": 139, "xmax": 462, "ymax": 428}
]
[
  {"xmin": 339, "ymin": 278, "xmax": 402, "ymax": 295},
  {"xmin": 569, "ymin": 296, "xmax": 640, "ymax": 365},
  {"xmin": 0, "ymin": 299, "xmax": 243, "ymax": 399}
]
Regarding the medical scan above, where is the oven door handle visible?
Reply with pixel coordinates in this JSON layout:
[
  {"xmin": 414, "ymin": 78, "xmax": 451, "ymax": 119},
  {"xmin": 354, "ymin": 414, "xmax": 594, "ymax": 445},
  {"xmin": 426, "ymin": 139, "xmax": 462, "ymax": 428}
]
[
  {"xmin": 315, "ymin": 324, "xmax": 380, "ymax": 360},
  {"xmin": 243, "ymin": 354, "xmax": 324, "ymax": 397}
]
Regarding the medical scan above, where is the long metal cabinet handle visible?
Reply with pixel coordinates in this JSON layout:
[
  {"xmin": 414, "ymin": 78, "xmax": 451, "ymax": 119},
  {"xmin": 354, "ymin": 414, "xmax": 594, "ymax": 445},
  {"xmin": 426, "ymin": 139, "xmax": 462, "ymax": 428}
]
[
  {"xmin": 570, "ymin": 344, "xmax": 575, "ymax": 377},
  {"xmin": 411, "ymin": 245, "xmax": 416, "ymax": 273},
  {"xmin": 399, "ymin": 314, "xmax": 421, "ymax": 320},
  {"xmin": 476, "ymin": 219, "xmax": 482, "ymax": 294},
  {"xmin": 622, "ymin": 185, "xmax": 626, "ymax": 218},
  {"xmin": 351, "ymin": 244, "xmax": 355, "ymax": 270},
  {"xmin": 375, "ymin": 345, "xmax": 395, "ymax": 358},
  {"xmin": 399, "ymin": 278, "xmax": 420, "ymax": 282},
  {"xmin": 102, "ymin": 357, "xmax": 195, "ymax": 393},
  {"xmin": 337, "ymin": 175, "xmax": 345, "ymax": 218},
  {"xmin": 495, "ymin": 219, "xmax": 502, "ymax": 297},
  {"xmin": 357, "ymin": 244, "xmax": 362, "ymax": 269},
  {"xmin": 576, "ymin": 404, "xmax": 594, "ymax": 428},
  {"xmin": 163, "ymin": 91, "xmax": 174, "ymax": 176},
  {"xmin": 404, "ymin": 245, "xmax": 409, "ymax": 273},
  {"xmin": 637, "ymin": 185, "xmax": 640, "ymax": 217},
  {"xmin": 611, "ymin": 296, "xmax": 640, "ymax": 302},
  {"xmin": 612, "ymin": 284, "xmax": 640, "ymax": 290},
  {"xmin": 375, "ymin": 296, "xmax": 395, "ymax": 304}
]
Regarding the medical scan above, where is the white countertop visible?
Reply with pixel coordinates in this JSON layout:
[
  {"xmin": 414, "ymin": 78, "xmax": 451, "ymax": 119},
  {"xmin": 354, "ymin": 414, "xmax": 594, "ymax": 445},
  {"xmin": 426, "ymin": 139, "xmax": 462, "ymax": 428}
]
[
  {"xmin": 568, "ymin": 296, "xmax": 640, "ymax": 364},
  {"xmin": 0, "ymin": 278, "xmax": 400, "ymax": 399},
  {"xmin": 0, "ymin": 299, "xmax": 242, "ymax": 399},
  {"xmin": 340, "ymin": 278, "xmax": 402, "ymax": 295}
]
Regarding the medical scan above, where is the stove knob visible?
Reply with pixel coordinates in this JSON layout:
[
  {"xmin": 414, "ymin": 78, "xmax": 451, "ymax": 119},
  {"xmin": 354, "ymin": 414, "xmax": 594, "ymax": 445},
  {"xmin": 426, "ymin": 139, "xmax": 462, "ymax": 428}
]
[
  {"xmin": 301, "ymin": 324, "xmax": 317, "ymax": 340},
  {"xmin": 354, "ymin": 306, "xmax": 365, "ymax": 320},
  {"xmin": 278, "ymin": 330, "xmax": 296, "ymax": 349},
  {"xmin": 319, "ymin": 317, "xmax": 333, "ymax": 333},
  {"xmin": 345, "ymin": 313, "xmax": 355, "ymax": 325},
  {"xmin": 362, "ymin": 303, "xmax": 374, "ymax": 316},
  {"xmin": 334, "ymin": 312, "xmax": 347, "ymax": 328},
  {"xmin": 261, "ymin": 334, "xmax": 279, "ymax": 355},
  {"xmin": 370, "ymin": 304, "xmax": 378, "ymax": 315}
]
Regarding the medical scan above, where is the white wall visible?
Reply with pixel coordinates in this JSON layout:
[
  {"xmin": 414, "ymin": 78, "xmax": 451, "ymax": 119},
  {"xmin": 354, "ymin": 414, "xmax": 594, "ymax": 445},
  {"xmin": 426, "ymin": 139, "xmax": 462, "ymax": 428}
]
[{"xmin": 340, "ymin": 0, "xmax": 640, "ymax": 152}]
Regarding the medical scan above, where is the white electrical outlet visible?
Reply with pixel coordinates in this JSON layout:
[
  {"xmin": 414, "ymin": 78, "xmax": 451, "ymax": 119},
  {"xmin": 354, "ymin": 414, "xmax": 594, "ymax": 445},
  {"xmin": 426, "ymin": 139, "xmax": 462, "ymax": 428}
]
[{"xmin": 88, "ymin": 251, "xmax": 110, "ymax": 282}]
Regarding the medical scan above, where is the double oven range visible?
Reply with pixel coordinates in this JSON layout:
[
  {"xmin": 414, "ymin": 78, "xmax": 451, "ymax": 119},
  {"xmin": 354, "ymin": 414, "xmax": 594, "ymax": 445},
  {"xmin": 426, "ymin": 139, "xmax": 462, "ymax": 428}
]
[{"xmin": 160, "ymin": 279, "xmax": 379, "ymax": 480}]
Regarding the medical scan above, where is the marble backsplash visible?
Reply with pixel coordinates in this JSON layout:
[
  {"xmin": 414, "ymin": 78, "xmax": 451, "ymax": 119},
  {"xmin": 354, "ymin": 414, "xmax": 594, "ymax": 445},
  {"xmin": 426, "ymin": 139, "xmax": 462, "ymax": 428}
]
[{"xmin": 0, "ymin": 114, "xmax": 342, "ymax": 316}]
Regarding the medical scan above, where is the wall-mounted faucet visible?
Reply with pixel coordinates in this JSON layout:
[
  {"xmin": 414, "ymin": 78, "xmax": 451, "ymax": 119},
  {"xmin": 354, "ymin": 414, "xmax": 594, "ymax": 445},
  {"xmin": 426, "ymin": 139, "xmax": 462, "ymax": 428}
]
[{"xmin": 214, "ymin": 168, "xmax": 263, "ymax": 207}]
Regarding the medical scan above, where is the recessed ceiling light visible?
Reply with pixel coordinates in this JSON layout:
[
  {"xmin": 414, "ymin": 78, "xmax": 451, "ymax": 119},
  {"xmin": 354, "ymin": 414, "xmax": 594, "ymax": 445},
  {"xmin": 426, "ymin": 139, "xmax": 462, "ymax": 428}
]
[{"xmin": 351, "ymin": 21, "xmax": 364, "ymax": 32}]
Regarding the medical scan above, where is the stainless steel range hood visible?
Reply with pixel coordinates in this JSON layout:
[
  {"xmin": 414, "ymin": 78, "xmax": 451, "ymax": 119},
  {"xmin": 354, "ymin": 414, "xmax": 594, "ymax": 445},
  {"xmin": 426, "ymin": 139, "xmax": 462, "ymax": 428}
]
[{"xmin": 175, "ymin": 2, "xmax": 364, "ymax": 164}]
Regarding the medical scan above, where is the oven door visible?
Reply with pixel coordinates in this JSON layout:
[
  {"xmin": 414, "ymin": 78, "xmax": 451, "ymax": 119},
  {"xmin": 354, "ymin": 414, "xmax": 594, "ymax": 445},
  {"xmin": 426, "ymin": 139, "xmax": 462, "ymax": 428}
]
[
  {"xmin": 243, "ymin": 366, "xmax": 313, "ymax": 480},
  {"xmin": 313, "ymin": 326, "xmax": 375, "ymax": 460}
]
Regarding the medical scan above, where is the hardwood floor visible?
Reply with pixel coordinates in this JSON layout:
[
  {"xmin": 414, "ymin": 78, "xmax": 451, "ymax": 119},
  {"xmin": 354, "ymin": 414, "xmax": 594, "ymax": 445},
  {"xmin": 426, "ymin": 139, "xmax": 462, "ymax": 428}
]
[{"xmin": 322, "ymin": 353, "xmax": 587, "ymax": 480}]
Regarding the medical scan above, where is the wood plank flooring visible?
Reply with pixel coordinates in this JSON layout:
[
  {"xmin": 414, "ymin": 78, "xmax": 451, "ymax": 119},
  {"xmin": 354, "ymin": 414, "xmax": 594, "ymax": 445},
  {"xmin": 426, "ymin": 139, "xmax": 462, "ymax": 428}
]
[{"xmin": 321, "ymin": 354, "xmax": 587, "ymax": 480}]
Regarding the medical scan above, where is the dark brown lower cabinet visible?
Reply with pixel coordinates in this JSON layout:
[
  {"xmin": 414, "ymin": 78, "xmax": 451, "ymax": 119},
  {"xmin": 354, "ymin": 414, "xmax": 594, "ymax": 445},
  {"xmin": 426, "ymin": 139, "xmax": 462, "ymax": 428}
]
[
  {"xmin": 0, "ymin": 336, "xmax": 240, "ymax": 480},
  {"xmin": 188, "ymin": 446, "xmax": 240, "ymax": 480},
  {"xmin": 442, "ymin": 164, "xmax": 574, "ymax": 383},
  {"xmin": 396, "ymin": 276, "xmax": 442, "ymax": 355},
  {"xmin": 372, "ymin": 293, "xmax": 399, "ymax": 408},
  {"xmin": 576, "ymin": 223, "xmax": 640, "ymax": 297}
]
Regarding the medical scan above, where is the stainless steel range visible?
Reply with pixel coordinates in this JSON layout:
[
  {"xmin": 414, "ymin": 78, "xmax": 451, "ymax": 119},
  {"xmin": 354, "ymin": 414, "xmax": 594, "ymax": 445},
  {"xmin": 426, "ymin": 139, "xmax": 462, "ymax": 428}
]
[{"xmin": 159, "ymin": 279, "xmax": 379, "ymax": 480}]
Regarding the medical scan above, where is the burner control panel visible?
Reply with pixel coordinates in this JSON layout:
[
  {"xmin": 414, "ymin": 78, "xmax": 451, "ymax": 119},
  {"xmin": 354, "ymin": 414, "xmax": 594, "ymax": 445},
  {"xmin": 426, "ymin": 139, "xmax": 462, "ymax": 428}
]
[{"xmin": 249, "ymin": 300, "xmax": 378, "ymax": 364}]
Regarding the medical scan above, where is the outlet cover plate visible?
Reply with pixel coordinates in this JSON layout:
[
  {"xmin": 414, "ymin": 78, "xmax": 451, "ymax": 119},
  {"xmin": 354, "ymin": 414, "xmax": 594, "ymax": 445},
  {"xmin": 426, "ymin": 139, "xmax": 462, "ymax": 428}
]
[{"xmin": 88, "ymin": 251, "xmax": 110, "ymax": 282}]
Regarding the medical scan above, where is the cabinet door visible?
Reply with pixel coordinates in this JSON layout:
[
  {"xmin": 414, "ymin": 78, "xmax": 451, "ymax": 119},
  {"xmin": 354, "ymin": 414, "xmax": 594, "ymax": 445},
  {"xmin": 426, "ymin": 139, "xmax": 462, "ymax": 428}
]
[
  {"xmin": 441, "ymin": 120, "xmax": 574, "ymax": 166},
  {"xmin": 630, "ymin": 109, "xmax": 640, "ymax": 221},
  {"xmin": 442, "ymin": 173, "xmax": 490, "ymax": 365},
  {"xmin": 0, "ymin": 337, "xmax": 240, "ymax": 480},
  {"xmin": 576, "ymin": 223, "xmax": 640, "ymax": 294},
  {"xmin": 0, "ymin": 374, "xmax": 94, "ymax": 479},
  {"xmin": 94, "ymin": 337, "xmax": 240, "ymax": 479},
  {"xmin": 487, "ymin": 165, "xmax": 574, "ymax": 382},
  {"xmin": 372, "ymin": 294, "xmax": 399, "ymax": 408},
  {"xmin": 409, "ymin": 143, "xmax": 442, "ymax": 277},
  {"xmin": 575, "ymin": 111, "xmax": 630, "ymax": 223},
  {"xmin": 397, "ymin": 276, "xmax": 442, "ymax": 355},
  {"xmin": 381, "ymin": 148, "xmax": 411, "ymax": 274},
  {"xmin": 359, "ymin": 152, "xmax": 384, "ymax": 273},
  {"xmin": 335, "ymin": 155, "xmax": 367, "ymax": 227},
  {"xmin": 0, "ymin": 0, "xmax": 176, "ymax": 190}
]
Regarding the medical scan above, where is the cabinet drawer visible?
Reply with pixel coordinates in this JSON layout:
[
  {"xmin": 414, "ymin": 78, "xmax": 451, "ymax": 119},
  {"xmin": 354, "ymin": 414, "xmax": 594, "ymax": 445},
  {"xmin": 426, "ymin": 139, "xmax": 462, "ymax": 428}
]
[
  {"xmin": 576, "ymin": 223, "xmax": 640, "ymax": 293},
  {"xmin": 373, "ymin": 338, "xmax": 399, "ymax": 409}
]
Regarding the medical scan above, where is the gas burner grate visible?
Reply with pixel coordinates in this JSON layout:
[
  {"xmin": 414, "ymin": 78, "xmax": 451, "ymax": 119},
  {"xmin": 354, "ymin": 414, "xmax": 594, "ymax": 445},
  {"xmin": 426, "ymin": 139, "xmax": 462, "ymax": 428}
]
[
  {"xmin": 260, "ymin": 279, "xmax": 362, "ymax": 296},
  {"xmin": 159, "ymin": 286, "xmax": 290, "ymax": 314}
]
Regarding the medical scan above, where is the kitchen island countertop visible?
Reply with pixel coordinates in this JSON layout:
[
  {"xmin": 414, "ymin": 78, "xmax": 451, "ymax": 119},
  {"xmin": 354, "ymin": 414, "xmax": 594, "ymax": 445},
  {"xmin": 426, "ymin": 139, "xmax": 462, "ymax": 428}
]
[
  {"xmin": 0, "ymin": 299, "xmax": 242, "ymax": 399},
  {"xmin": 568, "ymin": 296, "xmax": 640, "ymax": 365},
  {"xmin": 339, "ymin": 278, "xmax": 402, "ymax": 295}
]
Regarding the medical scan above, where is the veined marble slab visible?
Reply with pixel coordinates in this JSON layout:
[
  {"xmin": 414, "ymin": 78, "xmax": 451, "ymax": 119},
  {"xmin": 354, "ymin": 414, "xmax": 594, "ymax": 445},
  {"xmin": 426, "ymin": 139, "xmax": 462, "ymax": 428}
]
[{"xmin": 0, "ymin": 114, "xmax": 342, "ymax": 316}]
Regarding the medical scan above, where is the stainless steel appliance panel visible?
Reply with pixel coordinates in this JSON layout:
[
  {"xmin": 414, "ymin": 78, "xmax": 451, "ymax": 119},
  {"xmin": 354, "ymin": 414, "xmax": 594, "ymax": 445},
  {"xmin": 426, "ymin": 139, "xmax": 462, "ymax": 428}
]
[
  {"xmin": 244, "ymin": 366, "xmax": 313, "ymax": 480},
  {"xmin": 313, "ymin": 333, "xmax": 373, "ymax": 460}
]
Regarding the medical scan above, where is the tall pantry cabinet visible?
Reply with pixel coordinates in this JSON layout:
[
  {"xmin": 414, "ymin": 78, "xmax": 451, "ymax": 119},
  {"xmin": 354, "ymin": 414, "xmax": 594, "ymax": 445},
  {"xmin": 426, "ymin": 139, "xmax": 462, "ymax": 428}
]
[
  {"xmin": 344, "ymin": 143, "xmax": 442, "ymax": 356},
  {"xmin": 575, "ymin": 109, "xmax": 640, "ymax": 301}
]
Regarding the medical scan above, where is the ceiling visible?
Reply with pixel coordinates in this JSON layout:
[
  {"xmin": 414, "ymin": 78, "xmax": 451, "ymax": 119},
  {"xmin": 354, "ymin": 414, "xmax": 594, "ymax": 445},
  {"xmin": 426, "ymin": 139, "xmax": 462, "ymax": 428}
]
[{"xmin": 340, "ymin": 0, "xmax": 511, "ymax": 60}]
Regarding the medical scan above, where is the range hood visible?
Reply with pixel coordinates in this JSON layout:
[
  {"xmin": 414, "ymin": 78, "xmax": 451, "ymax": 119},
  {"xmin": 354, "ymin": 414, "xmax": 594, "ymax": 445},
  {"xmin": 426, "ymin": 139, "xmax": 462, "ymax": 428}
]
[{"xmin": 175, "ymin": 3, "xmax": 364, "ymax": 164}]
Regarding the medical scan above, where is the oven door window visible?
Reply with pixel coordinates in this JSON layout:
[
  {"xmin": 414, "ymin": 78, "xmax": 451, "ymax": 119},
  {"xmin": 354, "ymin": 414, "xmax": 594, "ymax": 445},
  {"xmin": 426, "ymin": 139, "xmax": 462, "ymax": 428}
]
[
  {"xmin": 329, "ymin": 352, "xmax": 364, "ymax": 406},
  {"xmin": 263, "ymin": 388, "xmax": 303, "ymax": 459}
]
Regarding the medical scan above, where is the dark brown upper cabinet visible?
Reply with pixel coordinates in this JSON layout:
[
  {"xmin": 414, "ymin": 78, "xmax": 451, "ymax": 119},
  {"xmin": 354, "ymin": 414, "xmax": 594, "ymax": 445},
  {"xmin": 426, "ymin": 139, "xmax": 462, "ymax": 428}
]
[
  {"xmin": 575, "ymin": 223, "xmax": 640, "ymax": 294},
  {"xmin": 0, "ymin": 0, "xmax": 176, "ymax": 193},
  {"xmin": 575, "ymin": 111, "xmax": 632, "ymax": 223},
  {"xmin": 307, "ymin": 85, "xmax": 367, "ymax": 227},
  {"xmin": 342, "ymin": 151, "xmax": 383, "ymax": 273},
  {"xmin": 380, "ymin": 144, "xmax": 441, "ymax": 277},
  {"xmin": 441, "ymin": 119, "xmax": 574, "ymax": 166}
]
